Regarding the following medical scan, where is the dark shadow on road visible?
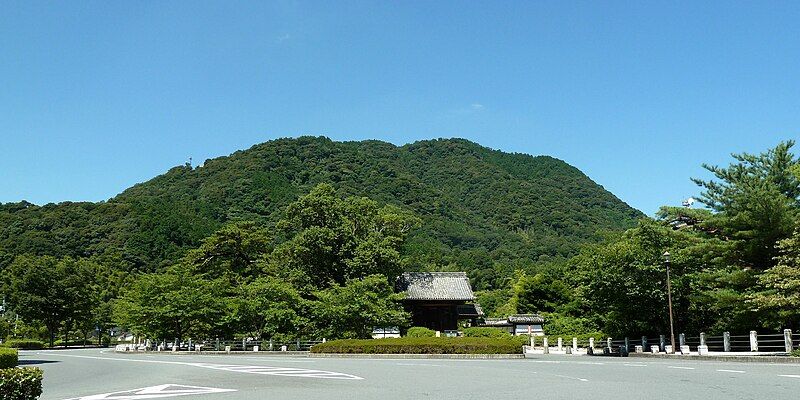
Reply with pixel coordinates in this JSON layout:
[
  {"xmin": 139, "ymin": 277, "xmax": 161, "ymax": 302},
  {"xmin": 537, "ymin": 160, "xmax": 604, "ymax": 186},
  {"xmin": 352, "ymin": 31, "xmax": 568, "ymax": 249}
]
[{"xmin": 18, "ymin": 359, "xmax": 60, "ymax": 365}]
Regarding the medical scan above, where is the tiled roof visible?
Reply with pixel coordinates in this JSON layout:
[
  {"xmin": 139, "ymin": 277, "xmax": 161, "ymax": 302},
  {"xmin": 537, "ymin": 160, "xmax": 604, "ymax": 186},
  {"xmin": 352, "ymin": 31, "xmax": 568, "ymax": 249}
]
[
  {"xmin": 480, "ymin": 314, "xmax": 545, "ymax": 326},
  {"xmin": 507, "ymin": 314, "xmax": 545, "ymax": 324},
  {"xmin": 482, "ymin": 318, "xmax": 512, "ymax": 327},
  {"xmin": 397, "ymin": 272, "xmax": 476, "ymax": 301},
  {"xmin": 456, "ymin": 303, "xmax": 485, "ymax": 317}
]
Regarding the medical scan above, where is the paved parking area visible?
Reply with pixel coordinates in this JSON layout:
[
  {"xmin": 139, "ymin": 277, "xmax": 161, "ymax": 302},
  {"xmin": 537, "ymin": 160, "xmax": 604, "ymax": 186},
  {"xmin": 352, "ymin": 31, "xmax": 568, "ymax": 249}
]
[{"xmin": 21, "ymin": 348, "xmax": 800, "ymax": 399}]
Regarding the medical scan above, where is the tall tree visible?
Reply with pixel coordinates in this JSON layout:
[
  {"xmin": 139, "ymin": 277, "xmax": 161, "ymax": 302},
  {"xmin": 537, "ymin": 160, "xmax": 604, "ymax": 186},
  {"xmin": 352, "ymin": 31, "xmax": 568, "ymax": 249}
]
[
  {"xmin": 113, "ymin": 263, "xmax": 230, "ymax": 342},
  {"xmin": 235, "ymin": 277, "xmax": 309, "ymax": 341},
  {"xmin": 312, "ymin": 275, "xmax": 409, "ymax": 339},
  {"xmin": 692, "ymin": 141, "xmax": 800, "ymax": 269},
  {"xmin": 3, "ymin": 256, "xmax": 94, "ymax": 347},
  {"xmin": 750, "ymin": 229, "xmax": 800, "ymax": 330},
  {"xmin": 267, "ymin": 184, "xmax": 420, "ymax": 291}
]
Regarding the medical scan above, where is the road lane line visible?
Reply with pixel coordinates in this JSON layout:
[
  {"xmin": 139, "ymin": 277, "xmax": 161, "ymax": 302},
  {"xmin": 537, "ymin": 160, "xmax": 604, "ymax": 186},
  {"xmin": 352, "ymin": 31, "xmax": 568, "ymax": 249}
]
[
  {"xmin": 716, "ymin": 369, "xmax": 745, "ymax": 373},
  {"xmin": 667, "ymin": 366, "xmax": 695, "ymax": 370},
  {"xmin": 778, "ymin": 375, "xmax": 800, "ymax": 378},
  {"xmin": 553, "ymin": 374, "xmax": 588, "ymax": 382},
  {"xmin": 37, "ymin": 353, "xmax": 364, "ymax": 380}
]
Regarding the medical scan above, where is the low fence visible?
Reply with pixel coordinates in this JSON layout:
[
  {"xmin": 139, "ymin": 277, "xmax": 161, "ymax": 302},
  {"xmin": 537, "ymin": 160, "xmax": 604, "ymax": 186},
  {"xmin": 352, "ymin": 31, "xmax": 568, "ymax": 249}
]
[
  {"xmin": 116, "ymin": 338, "xmax": 325, "ymax": 353},
  {"xmin": 525, "ymin": 330, "xmax": 797, "ymax": 356}
]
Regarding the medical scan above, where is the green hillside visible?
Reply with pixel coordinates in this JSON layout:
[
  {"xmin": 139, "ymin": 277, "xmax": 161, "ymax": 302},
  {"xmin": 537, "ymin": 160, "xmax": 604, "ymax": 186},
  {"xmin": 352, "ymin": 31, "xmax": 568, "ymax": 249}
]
[{"xmin": 0, "ymin": 137, "xmax": 642, "ymax": 289}]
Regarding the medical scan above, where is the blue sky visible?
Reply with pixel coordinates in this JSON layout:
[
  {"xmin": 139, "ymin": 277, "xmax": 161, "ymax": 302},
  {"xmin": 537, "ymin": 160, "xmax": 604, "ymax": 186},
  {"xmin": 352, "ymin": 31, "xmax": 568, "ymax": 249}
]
[{"xmin": 1, "ymin": 1, "xmax": 798, "ymax": 215}]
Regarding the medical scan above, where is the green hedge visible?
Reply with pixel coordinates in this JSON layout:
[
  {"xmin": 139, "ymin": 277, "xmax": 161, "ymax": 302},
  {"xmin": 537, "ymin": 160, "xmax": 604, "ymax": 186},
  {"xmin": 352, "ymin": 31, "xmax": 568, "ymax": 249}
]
[
  {"xmin": 0, "ymin": 368, "xmax": 43, "ymax": 400},
  {"xmin": 311, "ymin": 337, "xmax": 524, "ymax": 354},
  {"xmin": 405, "ymin": 327, "xmax": 436, "ymax": 338},
  {"xmin": 0, "ymin": 348, "xmax": 18, "ymax": 369},
  {"xmin": 461, "ymin": 327, "xmax": 513, "ymax": 338},
  {"xmin": 4, "ymin": 340, "xmax": 45, "ymax": 350}
]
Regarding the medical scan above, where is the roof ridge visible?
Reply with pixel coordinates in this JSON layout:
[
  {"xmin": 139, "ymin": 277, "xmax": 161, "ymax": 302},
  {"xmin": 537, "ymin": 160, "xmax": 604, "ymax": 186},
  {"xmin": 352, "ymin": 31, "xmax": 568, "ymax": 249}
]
[{"xmin": 401, "ymin": 271, "xmax": 467, "ymax": 276}]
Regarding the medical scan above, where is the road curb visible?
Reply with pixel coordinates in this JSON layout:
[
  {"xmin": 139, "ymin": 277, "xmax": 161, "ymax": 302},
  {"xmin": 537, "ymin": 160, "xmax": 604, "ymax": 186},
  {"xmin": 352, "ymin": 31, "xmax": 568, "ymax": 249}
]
[
  {"xmin": 113, "ymin": 350, "xmax": 311, "ymax": 356},
  {"xmin": 629, "ymin": 353, "xmax": 800, "ymax": 364},
  {"xmin": 308, "ymin": 353, "xmax": 524, "ymax": 359}
]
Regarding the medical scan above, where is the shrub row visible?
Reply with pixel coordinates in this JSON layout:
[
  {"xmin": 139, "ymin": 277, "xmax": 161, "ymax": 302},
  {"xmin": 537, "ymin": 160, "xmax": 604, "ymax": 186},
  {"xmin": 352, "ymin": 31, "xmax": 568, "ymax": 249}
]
[
  {"xmin": 461, "ymin": 327, "xmax": 513, "ymax": 338},
  {"xmin": 3, "ymin": 340, "xmax": 46, "ymax": 350},
  {"xmin": 0, "ymin": 368, "xmax": 43, "ymax": 400},
  {"xmin": 0, "ymin": 348, "xmax": 18, "ymax": 369},
  {"xmin": 405, "ymin": 327, "xmax": 436, "ymax": 338},
  {"xmin": 311, "ymin": 337, "xmax": 525, "ymax": 354}
]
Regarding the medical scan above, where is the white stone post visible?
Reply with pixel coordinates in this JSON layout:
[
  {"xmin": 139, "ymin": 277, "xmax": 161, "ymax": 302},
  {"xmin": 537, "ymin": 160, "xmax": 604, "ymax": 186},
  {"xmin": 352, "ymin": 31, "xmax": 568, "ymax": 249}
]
[
  {"xmin": 785, "ymin": 329, "xmax": 793, "ymax": 353},
  {"xmin": 557, "ymin": 337, "xmax": 563, "ymax": 351},
  {"xmin": 572, "ymin": 337, "xmax": 578, "ymax": 353},
  {"xmin": 723, "ymin": 332, "xmax": 731, "ymax": 352},
  {"xmin": 436, "ymin": 331, "xmax": 441, "ymax": 338},
  {"xmin": 698, "ymin": 332, "xmax": 708, "ymax": 355},
  {"xmin": 225, "ymin": 345, "xmax": 231, "ymax": 354},
  {"xmin": 543, "ymin": 337, "xmax": 549, "ymax": 354},
  {"xmin": 589, "ymin": 337, "xmax": 595, "ymax": 351},
  {"xmin": 253, "ymin": 345, "xmax": 259, "ymax": 352},
  {"xmin": 750, "ymin": 331, "xmax": 758, "ymax": 352},
  {"xmin": 607, "ymin": 337, "xmax": 612, "ymax": 350}
]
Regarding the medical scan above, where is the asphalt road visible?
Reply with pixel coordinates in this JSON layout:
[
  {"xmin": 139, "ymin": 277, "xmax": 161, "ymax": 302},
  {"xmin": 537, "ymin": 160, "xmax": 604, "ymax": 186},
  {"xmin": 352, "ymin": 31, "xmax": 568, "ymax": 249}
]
[{"xmin": 19, "ymin": 348, "xmax": 800, "ymax": 400}]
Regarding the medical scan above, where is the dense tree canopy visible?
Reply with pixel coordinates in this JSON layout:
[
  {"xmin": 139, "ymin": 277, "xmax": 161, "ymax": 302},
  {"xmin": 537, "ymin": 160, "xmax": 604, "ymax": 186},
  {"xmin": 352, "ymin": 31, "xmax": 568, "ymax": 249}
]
[
  {"xmin": 0, "ymin": 137, "xmax": 642, "ymax": 288},
  {"xmin": 111, "ymin": 185, "xmax": 413, "ymax": 341}
]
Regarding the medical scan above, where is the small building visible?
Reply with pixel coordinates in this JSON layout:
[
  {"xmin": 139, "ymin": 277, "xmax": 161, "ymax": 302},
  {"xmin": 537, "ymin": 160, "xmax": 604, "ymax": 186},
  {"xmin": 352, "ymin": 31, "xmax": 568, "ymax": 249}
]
[
  {"xmin": 396, "ymin": 272, "xmax": 484, "ymax": 332},
  {"xmin": 481, "ymin": 314, "xmax": 545, "ymax": 336}
]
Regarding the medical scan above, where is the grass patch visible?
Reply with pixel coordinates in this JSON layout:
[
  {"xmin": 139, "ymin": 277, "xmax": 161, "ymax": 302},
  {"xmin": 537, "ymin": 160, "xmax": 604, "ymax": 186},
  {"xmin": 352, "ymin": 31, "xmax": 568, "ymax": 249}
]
[{"xmin": 310, "ymin": 337, "xmax": 526, "ymax": 354}]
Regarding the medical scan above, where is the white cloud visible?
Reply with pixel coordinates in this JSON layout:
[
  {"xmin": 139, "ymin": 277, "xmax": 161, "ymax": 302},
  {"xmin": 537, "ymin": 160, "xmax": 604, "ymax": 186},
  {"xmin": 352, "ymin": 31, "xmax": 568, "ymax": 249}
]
[
  {"xmin": 470, "ymin": 103, "xmax": 484, "ymax": 110},
  {"xmin": 276, "ymin": 33, "xmax": 291, "ymax": 44}
]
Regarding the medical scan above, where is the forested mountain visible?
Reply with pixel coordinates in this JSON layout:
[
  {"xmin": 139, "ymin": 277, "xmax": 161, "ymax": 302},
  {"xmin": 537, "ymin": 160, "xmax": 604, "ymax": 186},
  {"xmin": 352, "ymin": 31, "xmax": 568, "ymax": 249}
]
[{"xmin": 0, "ymin": 137, "xmax": 641, "ymax": 289}]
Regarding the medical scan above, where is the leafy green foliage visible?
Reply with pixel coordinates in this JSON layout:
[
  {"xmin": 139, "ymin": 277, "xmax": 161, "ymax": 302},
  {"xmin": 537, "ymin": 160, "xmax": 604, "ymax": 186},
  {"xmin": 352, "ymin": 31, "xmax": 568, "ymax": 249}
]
[
  {"xmin": 0, "ymin": 137, "xmax": 641, "ymax": 288},
  {"xmin": 692, "ymin": 140, "xmax": 799, "ymax": 269},
  {"xmin": 0, "ymin": 368, "xmax": 43, "ymax": 400},
  {"xmin": 234, "ymin": 277, "xmax": 309, "ymax": 340},
  {"xmin": 2, "ymin": 256, "xmax": 96, "ymax": 347},
  {"xmin": 310, "ymin": 337, "xmax": 524, "ymax": 354},
  {"xmin": 2, "ymin": 341, "xmax": 45, "ymax": 350},
  {"xmin": 113, "ymin": 264, "xmax": 231, "ymax": 341},
  {"xmin": 461, "ymin": 327, "xmax": 512, "ymax": 338},
  {"xmin": 113, "ymin": 188, "xmax": 413, "ymax": 341},
  {"xmin": 267, "ymin": 184, "xmax": 420, "ymax": 290},
  {"xmin": 750, "ymin": 229, "xmax": 800, "ymax": 329},
  {"xmin": 405, "ymin": 327, "xmax": 436, "ymax": 337},
  {"xmin": 311, "ymin": 275, "xmax": 409, "ymax": 339},
  {"xmin": 0, "ymin": 348, "xmax": 17, "ymax": 368}
]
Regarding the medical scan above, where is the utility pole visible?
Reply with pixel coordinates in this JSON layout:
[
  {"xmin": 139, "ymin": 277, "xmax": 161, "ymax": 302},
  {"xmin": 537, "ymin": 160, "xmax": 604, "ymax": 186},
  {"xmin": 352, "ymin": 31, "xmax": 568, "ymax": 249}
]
[{"xmin": 663, "ymin": 251, "xmax": 676, "ymax": 354}]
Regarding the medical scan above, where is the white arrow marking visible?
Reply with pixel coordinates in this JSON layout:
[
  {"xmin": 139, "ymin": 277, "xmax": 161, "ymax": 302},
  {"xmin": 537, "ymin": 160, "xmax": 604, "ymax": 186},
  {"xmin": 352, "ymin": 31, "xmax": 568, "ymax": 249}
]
[{"xmin": 63, "ymin": 384, "xmax": 235, "ymax": 400}]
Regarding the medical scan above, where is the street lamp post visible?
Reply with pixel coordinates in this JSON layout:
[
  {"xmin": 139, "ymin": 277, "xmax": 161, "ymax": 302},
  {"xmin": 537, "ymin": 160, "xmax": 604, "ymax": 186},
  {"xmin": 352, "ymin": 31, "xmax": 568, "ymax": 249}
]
[{"xmin": 663, "ymin": 251, "xmax": 676, "ymax": 354}]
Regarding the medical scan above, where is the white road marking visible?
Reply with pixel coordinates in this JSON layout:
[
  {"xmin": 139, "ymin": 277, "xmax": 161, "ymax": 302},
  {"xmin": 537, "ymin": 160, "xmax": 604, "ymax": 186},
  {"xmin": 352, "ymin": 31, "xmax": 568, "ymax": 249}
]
[
  {"xmin": 778, "ymin": 375, "xmax": 800, "ymax": 378},
  {"xmin": 667, "ymin": 366, "xmax": 695, "ymax": 370},
  {"xmin": 62, "ymin": 384, "xmax": 235, "ymax": 400},
  {"xmin": 716, "ymin": 369, "xmax": 745, "ymax": 373},
  {"xmin": 395, "ymin": 363, "xmax": 443, "ymax": 367},
  {"xmin": 39, "ymin": 353, "xmax": 363, "ymax": 380},
  {"xmin": 553, "ymin": 374, "xmax": 589, "ymax": 382},
  {"xmin": 623, "ymin": 363, "xmax": 647, "ymax": 367}
]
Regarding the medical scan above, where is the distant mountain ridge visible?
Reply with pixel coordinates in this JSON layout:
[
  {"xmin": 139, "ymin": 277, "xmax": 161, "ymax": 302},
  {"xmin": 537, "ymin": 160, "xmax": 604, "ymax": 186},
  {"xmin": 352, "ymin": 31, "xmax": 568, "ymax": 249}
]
[{"xmin": 0, "ymin": 136, "xmax": 642, "ymax": 289}]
